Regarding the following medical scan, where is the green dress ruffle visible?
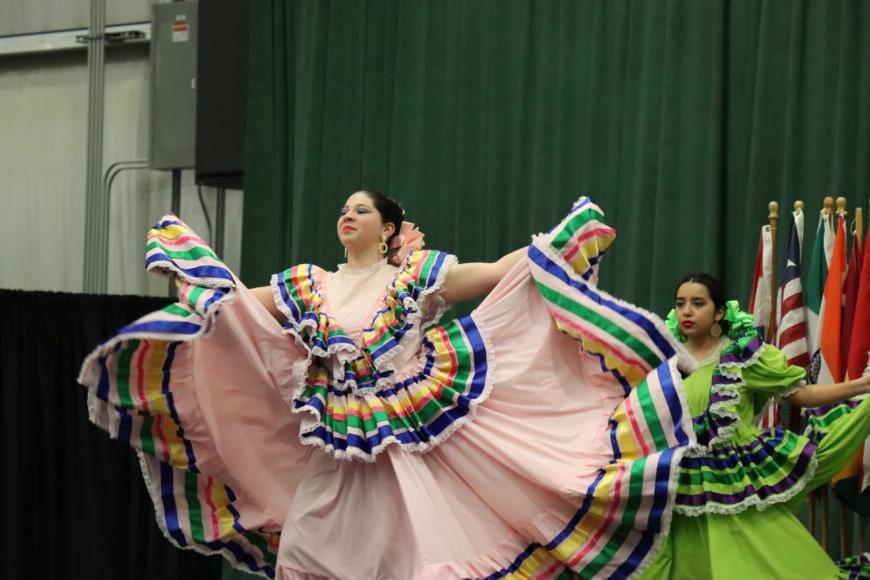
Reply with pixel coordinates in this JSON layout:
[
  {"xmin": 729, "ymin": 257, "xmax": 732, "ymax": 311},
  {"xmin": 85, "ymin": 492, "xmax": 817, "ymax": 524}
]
[{"xmin": 639, "ymin": 343, "xmax": 870, "ymax": 579}]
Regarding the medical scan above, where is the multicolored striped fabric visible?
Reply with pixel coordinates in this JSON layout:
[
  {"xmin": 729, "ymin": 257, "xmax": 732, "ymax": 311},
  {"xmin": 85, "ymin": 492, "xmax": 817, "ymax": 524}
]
[
  {"xmin": 139, "ymin": 455, "xmax": 280, "ymax": 573},
  {"xmin": 528, "ymin": 197, "xmax": 680, "ymax": 391},
  {"xmin": 100, "ymin": 215, "xmax": 236, "ymax": 341},
  {"xmin": 362, "ymin": 250, "xmax": 453, "ymax": 365},
  {"xmin": 79, "ymin": 215, "xmax": 279, "ymax": 577},
  {"xmin": 271, "ymin": 263, "xmax": 356, "ymax": 357},
  {"xmin": 511, "ymin": 197, "xmax": 695, "ymax": 578},
  {"xmin": 296, "ymin": 315, "xmax": 491, "ymax": 460},
  {"xmin": 271, "ymin": 250, "xmax": 453, "ymax": 374},
  {"xmin": 146, "ymin": 215, "xmax": 235, "ymax": 288},
  {"xmin": 272, "ymin": 250, "xmax": 486, "ymax": 460},
  {"xmin": 485, "ymin": 349, "xmax": 693, "ymax": 579}
]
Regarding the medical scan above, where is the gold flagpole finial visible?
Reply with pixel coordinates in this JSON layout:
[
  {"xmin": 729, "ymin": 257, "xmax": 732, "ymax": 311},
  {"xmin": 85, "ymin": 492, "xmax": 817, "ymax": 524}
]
[
  {"xmin": 836, "ymin": 196, "xmax": 847, "ymax": 216},
  {"xmin": 824, "ymin": 196, "xmax": 834, "ymax": 214},
  {"xmin": 793, "ymin": 200, "xmax": 804, "ymax": 211},
  {"xmin": 769, "ymin": 201, "xmax": 779, "ymax": 219}
]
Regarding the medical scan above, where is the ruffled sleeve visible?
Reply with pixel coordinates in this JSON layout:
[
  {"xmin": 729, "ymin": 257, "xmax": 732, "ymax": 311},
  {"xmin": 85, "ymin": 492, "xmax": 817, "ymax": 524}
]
[
  {"xmin": 360, "ymin": 249, "xmax": 457, "ymax": 373},
  {"xmin": 270, "ymin": 264, "xmax": 357, "ymax": 358},
  {"xmin": 742, "ymin": 344, "xmax": 806, "ymax": 398}
]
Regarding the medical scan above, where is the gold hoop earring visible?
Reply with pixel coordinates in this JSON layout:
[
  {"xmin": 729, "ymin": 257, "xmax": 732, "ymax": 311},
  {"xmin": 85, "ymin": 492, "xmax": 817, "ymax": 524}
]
[
  {"xmin": 379, "ymin": 240, "xmax": 389, "ymax": 255},
  {"xmin": 710, "ymin": 322, "xmax": 722, "ymax": 338}
]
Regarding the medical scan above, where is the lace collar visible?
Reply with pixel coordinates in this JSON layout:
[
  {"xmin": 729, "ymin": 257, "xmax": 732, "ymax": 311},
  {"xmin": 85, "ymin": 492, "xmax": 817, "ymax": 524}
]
[{"xmin": 691, "ymin": 337, "xmax": 732, "ymax": 368}]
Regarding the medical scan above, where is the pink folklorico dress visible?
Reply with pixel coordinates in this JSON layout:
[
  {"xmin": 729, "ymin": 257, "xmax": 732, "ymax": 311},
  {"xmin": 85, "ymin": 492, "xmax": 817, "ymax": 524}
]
[{"xmin": 79, "ymin": 198, "xmax": 696, "ymax": 579}]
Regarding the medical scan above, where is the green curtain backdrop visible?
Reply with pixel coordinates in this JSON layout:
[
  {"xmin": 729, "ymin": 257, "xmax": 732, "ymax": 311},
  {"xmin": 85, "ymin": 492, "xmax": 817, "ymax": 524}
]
[{"xmin": 242, "ymin": 0, "xmax": 870, "ymax": 317}]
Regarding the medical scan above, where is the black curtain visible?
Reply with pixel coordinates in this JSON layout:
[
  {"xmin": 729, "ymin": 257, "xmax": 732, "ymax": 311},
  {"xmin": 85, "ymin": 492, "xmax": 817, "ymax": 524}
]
[{"xmin": 1, "ymin": 290, "xmax": 222, "ymax": 580}]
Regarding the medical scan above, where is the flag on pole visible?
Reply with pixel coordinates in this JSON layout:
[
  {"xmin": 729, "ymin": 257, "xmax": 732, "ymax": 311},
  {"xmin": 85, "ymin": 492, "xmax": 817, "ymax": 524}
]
[
  {"xmin": 816, "ymin": 214, "xmax": 847, "ymax": 385},
  {"xmin": 747, "ymin": 225, "xmax": 774, "ymax": 338},
  {"xmin": 747, "ymin": 220, "xmax": 777, "ymax": 428},
  {"xmin": 831, "ymin": 222, "xmax": 870, "ymax": 514},
  {"xmin": 846, "ymin": 222, "xmax": 870, "ymax": 388},
  {"xmin": 776, "ymin": 207, "xmax": 809, "ymax": 368},
  {"xmin": 805, "ymin": 207, "xmax": 835, "ymax": 382},
  {"xmin": 761, "ymin": 207, "xmax": 810, "ymax": 430},
  {"xmin": 842, "ymin": 231, "xmax": 863, "ymax": 378}
]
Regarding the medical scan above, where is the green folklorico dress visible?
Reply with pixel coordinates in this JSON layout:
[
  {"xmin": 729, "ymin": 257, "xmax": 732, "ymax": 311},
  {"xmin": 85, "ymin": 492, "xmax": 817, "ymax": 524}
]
[{"xmin": 638, "ymin": 303, "xmax": 870, "ymax": 580}]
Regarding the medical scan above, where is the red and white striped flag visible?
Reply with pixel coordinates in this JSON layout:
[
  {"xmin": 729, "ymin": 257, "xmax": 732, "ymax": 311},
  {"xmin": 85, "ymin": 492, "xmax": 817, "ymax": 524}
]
[
  {"xmin": 760, "ymin": 207, "xmax": 810, "ymax": 430},
  {"xmin": 747, "ymin": 223, "xmax": 777, "ymax": 428},
  {"xmin": 776, "ymin": 207, "xmax": 809, "ymax": 368}
]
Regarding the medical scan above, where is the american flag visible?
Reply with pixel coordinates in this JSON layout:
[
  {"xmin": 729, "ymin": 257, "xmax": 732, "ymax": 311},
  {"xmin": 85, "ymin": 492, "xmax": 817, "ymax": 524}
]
[
  {"xmin": 759, "ymin": 208, "xmax": 808, "ymax": 429},
  {"xmin": 776, "ymin": 207, "xmax": 809, "ymax": 369}
]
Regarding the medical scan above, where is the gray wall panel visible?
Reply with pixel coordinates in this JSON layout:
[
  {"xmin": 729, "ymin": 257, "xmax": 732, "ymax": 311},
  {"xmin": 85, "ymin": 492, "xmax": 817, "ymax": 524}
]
[{"xmin": 0, "ymin": 0, "xmax": 154, "ymax": 36}]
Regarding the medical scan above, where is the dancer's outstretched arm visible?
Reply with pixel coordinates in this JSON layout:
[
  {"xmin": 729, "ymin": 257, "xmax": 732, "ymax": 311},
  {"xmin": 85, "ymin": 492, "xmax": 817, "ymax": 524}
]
[
  {"xmin": 441, "ymin": 247, "xmax": 526, "ymax": 304},
  {"xmin": 787, "ymin": 374, "xmax": 870, "ymax": 408},
  {"xmin": 248, "ymin": 247, "xmax": 527, "ymax": 317}
]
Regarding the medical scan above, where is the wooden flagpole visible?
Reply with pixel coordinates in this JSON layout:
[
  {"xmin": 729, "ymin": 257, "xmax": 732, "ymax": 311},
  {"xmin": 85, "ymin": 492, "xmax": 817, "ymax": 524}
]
[{"xmin": 767, "ymin": 201, "xmax": 779, "ymax": 343}]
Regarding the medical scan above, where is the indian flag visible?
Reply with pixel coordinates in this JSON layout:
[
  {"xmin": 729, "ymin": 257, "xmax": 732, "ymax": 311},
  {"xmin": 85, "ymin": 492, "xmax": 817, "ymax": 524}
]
[{"xmin": 805, "ymin": 207, "xmax": 835, "ymax": 382}]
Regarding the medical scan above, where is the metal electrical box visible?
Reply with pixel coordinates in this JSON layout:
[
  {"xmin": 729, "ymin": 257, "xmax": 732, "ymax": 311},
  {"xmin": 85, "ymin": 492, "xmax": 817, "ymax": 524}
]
[{"xmin": 150, "ymin": 2, "xmax": 198, "ymax": 170}]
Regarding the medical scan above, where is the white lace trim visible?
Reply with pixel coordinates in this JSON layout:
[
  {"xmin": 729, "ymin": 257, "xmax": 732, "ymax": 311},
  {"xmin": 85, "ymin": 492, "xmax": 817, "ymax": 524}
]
[
  {"xmin": 775, "ymin": 380, "xmax": 806, "ymax": 401},
  {"xmin": 690, "ymin": 337, "xmax": 732, "ymax": 368},
  {"xmin": 364, "ymin": 253, "xmax": 458, "ymax": 388},
  {"xmin": 684, "ymin": 340, "xmax": 769, "ymax": 457},
  {"xmin": 134, "ymin": 452, "xmax": 273, "ymax": 578},
  {"xmin": 675, "ymin": 451, "xmax": 819, "ymax": 517},
  {"xmin": 268, "ymin": 271, "xmax": 359, "ymax": 405}
]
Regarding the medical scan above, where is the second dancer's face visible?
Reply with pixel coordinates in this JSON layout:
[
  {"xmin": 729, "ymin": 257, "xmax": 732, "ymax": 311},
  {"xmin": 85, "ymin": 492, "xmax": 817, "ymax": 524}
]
[
  {"xmin": 674, "ymin": 282, "xmax": 723, "ymax": 340},
  {"xmin": 337, "ymin": 191, "xmax": 391, "ymax": 253}
]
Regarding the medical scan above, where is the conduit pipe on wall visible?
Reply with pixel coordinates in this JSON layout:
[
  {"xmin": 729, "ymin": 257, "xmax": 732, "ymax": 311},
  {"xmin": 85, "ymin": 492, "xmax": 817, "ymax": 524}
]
[{"xmin": 82, "ymin": 0, "xmax": 107, "ymax": 293}]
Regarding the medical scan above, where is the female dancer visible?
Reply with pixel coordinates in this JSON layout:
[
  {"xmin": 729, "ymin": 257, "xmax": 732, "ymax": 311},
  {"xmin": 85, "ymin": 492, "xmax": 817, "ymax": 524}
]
[
  {"xmin": 79, "ymin": 193, "xmax": 695, "ymax": 579},
  {"xmin": 639, "ymin": 273, "xmax": 870, "ymax": 579}
]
